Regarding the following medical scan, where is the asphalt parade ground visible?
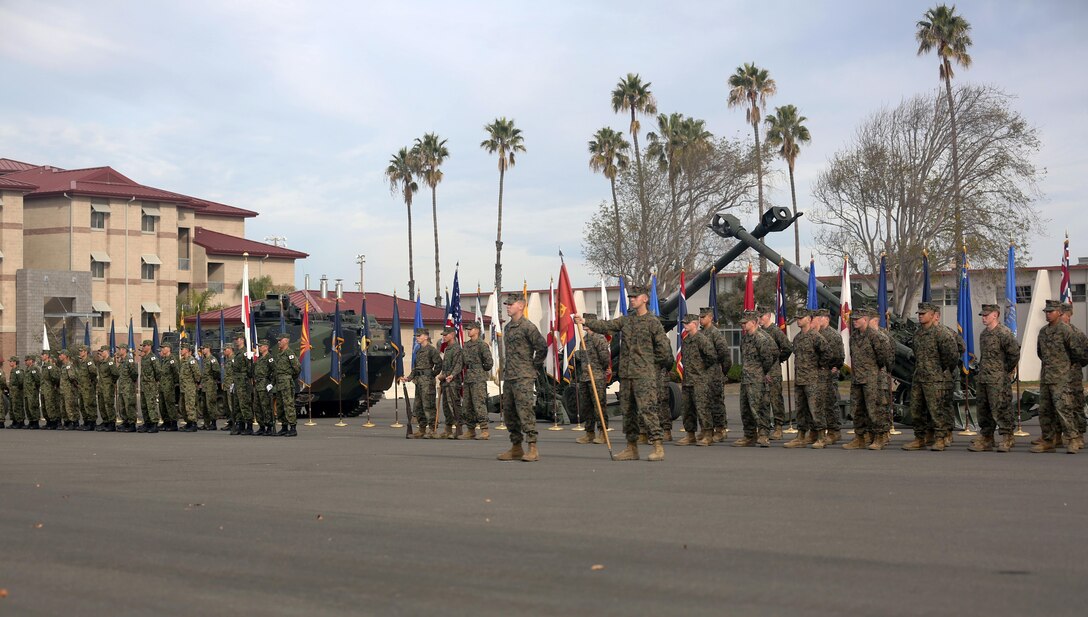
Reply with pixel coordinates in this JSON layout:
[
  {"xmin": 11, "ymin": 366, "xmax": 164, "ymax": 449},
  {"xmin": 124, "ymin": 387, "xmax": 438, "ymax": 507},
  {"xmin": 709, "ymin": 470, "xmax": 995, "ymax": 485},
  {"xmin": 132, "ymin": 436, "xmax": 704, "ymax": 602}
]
[{"xmin": 1, "ymin": 398, "xmax": 1086, "ymax": 617}]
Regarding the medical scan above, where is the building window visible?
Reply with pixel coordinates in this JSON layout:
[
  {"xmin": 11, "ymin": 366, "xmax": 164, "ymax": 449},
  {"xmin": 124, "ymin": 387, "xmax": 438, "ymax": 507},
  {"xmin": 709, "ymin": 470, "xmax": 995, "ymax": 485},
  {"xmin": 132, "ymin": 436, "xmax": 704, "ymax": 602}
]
[
  {"xmin": 91, "ymin": 260, "xmax": 107, "ymax": 279},
  {"xmin": 940, "ymin": 288, "xmax": 958, "ymax": 306},
  {"xmin": 141, "ymin": 311, "xmax": 158, "ymax": 329},
  {"xmin": 1015, "ymin": 285, "xmax": 1032, "ymax": 304},
  {"xmin": 178, "ymin": 228, "xmax": 190, "ymax": 270},
  {"xmin": 142, "ymin": 262, "xmax": 157, "ymax": 281},
  {"xmin": 91, "ymin": 211, "xmax": 107, "ymax": 229},
  {"xmin": 1071, "ymin": 284, "xmax": 1086, "ymax": 303},
  {"xmin": 92, "ymin": 313, "xmax": 106, "ymax": 328},
  {"xmin": 141, "ymin": 215, "xmax": 157, "ymax": 233}
]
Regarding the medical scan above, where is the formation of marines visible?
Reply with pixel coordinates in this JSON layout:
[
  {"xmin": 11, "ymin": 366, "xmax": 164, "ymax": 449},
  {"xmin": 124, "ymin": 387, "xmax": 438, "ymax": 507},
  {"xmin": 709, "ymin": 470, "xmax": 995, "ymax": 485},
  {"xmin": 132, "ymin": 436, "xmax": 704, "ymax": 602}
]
[
  {"xmin": 4, "ymin": 286, "xmax": 1086, "ymax": 458},
  {"xmin": 1, "ymin": 332, "xmax": 300, "ymax": 437}
]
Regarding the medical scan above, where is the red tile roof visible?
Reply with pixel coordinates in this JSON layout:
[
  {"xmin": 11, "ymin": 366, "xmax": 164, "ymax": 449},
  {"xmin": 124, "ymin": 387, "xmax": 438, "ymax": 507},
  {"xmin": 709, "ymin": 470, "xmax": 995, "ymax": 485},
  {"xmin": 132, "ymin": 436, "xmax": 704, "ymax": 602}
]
[
  {"xmin": 0, "ymin": 158, "xmax": 40, "ymax": 173},
  {"xmin": 186, "ymin": 196, "xmax": 257, "ymax": 218},
  {"xmin": 193, "ymin": 226, "xmax": 308, "ymax": 259},
  {"xmin": 0, "ymin": 176, "xmax": 37, "ymax": 190}
]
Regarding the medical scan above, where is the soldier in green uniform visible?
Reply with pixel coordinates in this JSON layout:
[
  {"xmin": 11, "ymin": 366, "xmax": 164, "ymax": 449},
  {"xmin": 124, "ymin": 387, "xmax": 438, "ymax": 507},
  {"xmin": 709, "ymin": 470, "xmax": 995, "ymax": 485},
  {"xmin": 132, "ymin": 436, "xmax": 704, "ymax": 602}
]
[
  {"xmin": 0, "ymin": 365, "xmax": 7, "ymax": 428},
  {"xmin": 573, "ymin": 314, "xmax": 611, "ymax": 445},
  {"xmin": 436, "ymin": 326, "xmax": 464, "ymax": 439},
  {"xmin": 39, "ymin": 351, "xmax": 61, "ymax": 430},
  {"xmin": 784, "ymin": 309, "xmax": 828, "ymax": 448},
  {"xmin": 157, "ymin": 343, "xmax": 181, "ymax": 431},
  {"xmin": 57, "ymin": 350, "xmax": 79, "ymax": 429},
  {"xmin": 198, "ymin": 343, "xmax": 222, "ymax": 430},
  {"xmin": 402, "ymin": 329, "xmax": 441, "ymax": 439},
  {"xmin": 115, "ymin": 345, "xmax": 139, "ymax": 432},
  {"xmin": 177, "ymin": 343, "xmax": 201, "ymax": 432},
  {"xmin": 497, "ymin": 293, "xmax": 548, "ymax": 462},
  {"xmin": 699, "ymin": 308, "xmax": 732, "ymax": 442},
  {"xmin": 870, "ymin": 315, "xmax": 898, "ymax": 450},
  {"xmin": 675, "ymin": 314, "xmax": 718, "ymax": 446},
  {"xmin": 94, "ymin": 346, "xmax": 118, "ymax": 432},
  {"xmin": 22, "ymin": 355, "xmax": 42, "ymax": 429},
  {"xmin": 842, "ymin": 308, "xmax": 892, "ymax": 449},
  {"xmin": 459, "ymin": 322, "xmax": 493, "ymax": 440},
  {"xmin": 272, "ymin": 332, "xmax": 301, "ymax": 436},
  {"xmin": 229, "ymin": 337, "xmax": 254, "ymax": 435},
  {"xmin": 968, "ymin": 304, "xmax": 1021, "ymax": 452},
  {"xmin": 1060, "ymin": 303, "xmax": 1087, "ymax": 438},
  {"xmin": 7, "ymin": 356, "xmax": 25, "ymax": 428},
  {"xmin": 733, "ymin": 311, "xmax": 778, "ymax": 447},
  {"xmin": 74, "ymin": 345, "xmax": 99, "ymax": 430},
  {"xmin": 1032, "ymin": 300, "xmax": 1086, "ymax": 453},
  {"xmin": 814, "ymin": 308, "xmax": 845, "ymax": 446},
  {"xmin": 902, "ymin": 302, "xmax": 960, "ymax": 451},
  {"xmin": 253, "ymin": 339, "xmax": 275, "ymax": 436},
  {"xmin": 137, "ymin": 340, "xmax": 160, "ymax": 433},
  {"xmin": 759, "ymin": 308, "xmax": 794, "ymax": 439},
  {"xmin": 578, "ymin": 284, "xmax": 673, "ymax": 462}
]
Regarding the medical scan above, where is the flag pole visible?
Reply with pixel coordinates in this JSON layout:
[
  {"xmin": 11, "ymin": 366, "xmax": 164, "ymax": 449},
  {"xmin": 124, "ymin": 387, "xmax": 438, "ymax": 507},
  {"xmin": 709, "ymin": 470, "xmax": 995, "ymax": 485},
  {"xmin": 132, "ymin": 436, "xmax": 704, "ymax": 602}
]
[
  {"xmin": 403, "ymin": 382, "xmax": 413, "ymax": 438},
  {"xmin": 576, "ymin": 322, "xmax": 613, "ymax": 460},
  {"xmin": 392, "ymin": 299, "xmax": 404, "ymax": 428},
  {"xmin": 392, "ymin": 381, "xmax": 402, "ymax": 428},
  {"xmin": 304, "ymin": 383, "xmax": 316, "ymax": 426},
  {"xmin": 1013, "ymin": 366, "xmax": 1028, "ymax": 436}
]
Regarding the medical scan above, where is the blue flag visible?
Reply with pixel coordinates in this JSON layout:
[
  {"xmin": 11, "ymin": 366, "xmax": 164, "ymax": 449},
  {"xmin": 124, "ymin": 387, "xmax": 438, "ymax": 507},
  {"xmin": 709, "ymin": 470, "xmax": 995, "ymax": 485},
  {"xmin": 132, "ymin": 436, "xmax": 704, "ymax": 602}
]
[
  {"xmin": 84, "ymin": 321, "xmax": 91, "ymax": 347},
  {"xmin": 708, "ymin": 268, "xmax": 719, "ymax": 323},
  {"xmin": 330, "ymin": 299, "xmax": 343, "ymax": 384},
  {"xmin": 922, "ymin": 250, "xmax": 932, "ymax": 303},
  {"xmin": 151, "ymin": 316, "xmax": 160, "ymax": 352},
  {"xmin": 617, "ymin": 275, "xmax": 628, "ymax": 316},
  {"xmin": 806, "ymin": 257, "xmax": 818, "ymax": 310},
  {"xmin": 109, "ymin": 320, "xmax": 116, "ymax": 354},
  {"xmin": 218, "ymin": 309, "xmax": 226, "ymax": 382},
  {"xmin": 878, "ymin": 254, "xmax": 888, "ymax": 328},
  {"xmin": 412, "ymin": 293, "xmax": 423, "ymax": 364},
  {"xmin": 391, "ymin": 293, "xmax": 405, "ymax": 378},
  {"xmin": 359, "ymin": 297, "xmax": 370, "ymax": 389},
  {"xmin": 1005, "ymin": 244, "xmax": 1017, "ymax": 335},
  {"xmin": 61, "ymin": 322, "xmax": 68, "ymax": 351},
  {"xmin": 649, "ymin": 274, "xmax": 660, "ymax": 316},
  {"xmin": 127, "ymin": 317, "xmax": 135, "ymax": 350},
  {"xmin": 957, "ymin": 248, "xmax": 975, "ymax": 372}
]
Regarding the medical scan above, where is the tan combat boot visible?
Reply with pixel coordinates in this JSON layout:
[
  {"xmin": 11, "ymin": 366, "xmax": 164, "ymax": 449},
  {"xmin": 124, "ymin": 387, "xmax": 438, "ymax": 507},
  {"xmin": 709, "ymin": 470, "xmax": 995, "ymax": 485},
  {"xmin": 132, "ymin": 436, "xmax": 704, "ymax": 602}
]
[
  {"xmin": 810, "ymin": 430, "xmax": 827, "ymax": 449},
  {"xmin": 422, "ymin": 425, "xmax": 435, "ymax": 439},
  {"xmin": 438, "ymin": 425, "xmax": 453, "ymax": 439},
  {"xmin": 943, "ymin": 433, "xmax": 954, "ymax": 447},
  {"xmin": 696, "ymin": 430, "xmax": 713, "ymax": 447},
  {"xmin": 1030, "ymin": 437, "xmax": 1056, "ymax": 453},
  {"xmin": 497, "ymin": 444, "xmax": 525, "ymax": 461},
  {"xmin": 731, "ymin": 436, "xmax": 755, "ymax": 447},
  {"xmin": 411, "ymin": 426, "xmax": 425, "ymax": 439},
  {"xmin": 867, "ymin": 433, "xmax": 887, "ymax": 450},
  {"xmin": 521, "ymin": 443, "xmax": 540, "ymax": 462},
  {"xmin": 637, "ymin": 433, "xmax": 649, "ymax": 445},
  {"xmin": 576, "ymin": 431, "xmax": 596, "ymax": 444},
  {"xmin": 457, "ymin": 426, "xmax": 476, "ymax": 440},
  {"xmin": 663, "ymin": 429, "xmax": 673, "ymax": 442},
  {"xmin": 841, "ymin": 434, "xmax": 866, "ymax": 450},
  {"xmin": 592, "ymin": 431, "xmax": 605, "ymax": 444},
  {"xmin": 452, "ymin": 425, "xmax": 463, "ymax": 439},
  {"xmin": 1067, "ymin": 435, "xmax": 1083, "ymax": 454},
  {"xmin": 771, "ymin": 426, "xmax": 783, "ymax": 440},
  {"xmin": 803, "ymin": 430, "xmax": 819, "ymax": 445},
  {"xmin": 967, "ymin": 434, "xmax": 994, "ymax": 452},
  {"xmin": 783, "ymin": 432, "xmax": 807, "ymax": 448},
  {"xmin": 1030, "ymin": 436, "xmax": 1045, "ymax": 446},
  {"xmin": 825, "ymin": 430, "xmax": 842, "ymax": 446},
  {"xmin": 615, "ymin": 442, "xmax": 640, "ymax": 461},
  {"xmin": 929, "ymin": 434, "xmax": 947, "ymax": 451},
  {"xmin": 923, "ymin": 430, "xmax": 936, "ymax": 447},
  {"xmin": 756, "ymin": 432, "xmax": 770, "ymax": 447},
  {"xmin": 995, "ymin": 434, "xmax": 1015, "ymax": 452},
  {"xmin": 477, "ymin": 427, "xmax": 490, "ymax": 440},
  {"xmin": 676, "ymin": 431, "xmax": 698, "ymax": 446},
  {"xmin": 901, "ymin": 435, "xmax": 927, "ymax": 450},
  {"xmin": 648, "ymin": 440, "xmax": 666, "ymax": 461},
  {"xmin": 712, "ymin": 428, "xmax": 726, "ymax": 443}
]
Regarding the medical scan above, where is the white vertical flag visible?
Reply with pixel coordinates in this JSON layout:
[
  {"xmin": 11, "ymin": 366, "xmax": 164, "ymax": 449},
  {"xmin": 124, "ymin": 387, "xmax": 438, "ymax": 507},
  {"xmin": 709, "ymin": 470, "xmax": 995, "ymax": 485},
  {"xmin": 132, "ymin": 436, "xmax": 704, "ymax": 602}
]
[
  {"xmin": 241, "ymin": 255, "xmax": 253, "ymax": 358},
  {"xmin": 840, "ymin": 254, "xmax": 852, "ymax": 369},
  {"xmin": 599, "ymin": 278, "xmax": 610, "ymax": 320},
  {"xmin": 42, "ymin": 324, "xmax": 50, "ymax": 351}
]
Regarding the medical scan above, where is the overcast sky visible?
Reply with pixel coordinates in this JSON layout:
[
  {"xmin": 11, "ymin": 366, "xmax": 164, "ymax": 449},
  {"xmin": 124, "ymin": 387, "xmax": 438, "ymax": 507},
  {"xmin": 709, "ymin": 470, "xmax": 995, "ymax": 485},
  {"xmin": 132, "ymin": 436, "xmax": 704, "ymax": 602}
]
[{"xmin": 2, "ymin": 0, "xmax": 1084, "ymax": 301}]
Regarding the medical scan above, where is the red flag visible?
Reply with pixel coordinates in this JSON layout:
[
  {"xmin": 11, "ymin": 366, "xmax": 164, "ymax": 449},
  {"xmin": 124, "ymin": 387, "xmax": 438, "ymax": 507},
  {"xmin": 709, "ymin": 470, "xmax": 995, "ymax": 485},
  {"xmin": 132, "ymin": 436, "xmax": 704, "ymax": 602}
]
[
  {"xmin": 743, "ymin": 264, "xmax": 755, "ymax": 311},
  {"xmin": 556, "ymin": 264, "xmax": 579, "ymax": 382}
]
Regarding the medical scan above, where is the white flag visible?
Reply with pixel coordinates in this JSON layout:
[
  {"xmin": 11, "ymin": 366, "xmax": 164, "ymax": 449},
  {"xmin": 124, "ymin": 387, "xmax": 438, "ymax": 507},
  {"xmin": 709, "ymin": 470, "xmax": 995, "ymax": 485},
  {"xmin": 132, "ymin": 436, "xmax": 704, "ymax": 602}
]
[
  {"xmin": 840, "ymin": 254, "xmax": 852, "ymax": 369},
  {"xmin": 42, "ymin": 323, "xmax": 50, "ymax": 351},
  {"xmin": 599, "ymin": 278, "xmax": 610, "ymax": 321},
  {"xmin": 241, "ymin": 257, "xmax": 253, "ymax": 359},
  {"xmin": 486, "ymin": 289, "xmax": 503, "ymax": 382}
]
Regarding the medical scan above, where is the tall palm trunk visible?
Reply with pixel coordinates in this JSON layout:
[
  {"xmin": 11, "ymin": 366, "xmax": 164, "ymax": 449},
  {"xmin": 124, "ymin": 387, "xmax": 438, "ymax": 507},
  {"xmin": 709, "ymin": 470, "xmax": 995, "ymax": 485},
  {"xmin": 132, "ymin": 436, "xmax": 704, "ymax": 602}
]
[
  {"xmin": 431, "ymin": 186, "xmax": 441, "ymax": 306},
  {"xmin": 667, "ymin": 175, "xmax": 679, "ymax": 273},
  {"xmin": 943, "ymin": 64, "xmax": 962, "ymax": 267},
  {"xmin": 630, "ymin": 108, "xmax": 648, "ymax": 249},
  {"xmin": 406, "ymin": 201, "xmax": 416, "ymax": 301},
  {"xmin": 494, "ymin": 166, "xmax": 505, "ymax": 301},
  {"xmin": 788, "ymin": 161, "xmax": 799, "ymax": 266},
  {"xmin": 610, "ymin": 176, "xmax": 622, "ymax": 277},
  {"xmin": 751, "ymin": 116, "xmax": 767, "ymax": 273}
]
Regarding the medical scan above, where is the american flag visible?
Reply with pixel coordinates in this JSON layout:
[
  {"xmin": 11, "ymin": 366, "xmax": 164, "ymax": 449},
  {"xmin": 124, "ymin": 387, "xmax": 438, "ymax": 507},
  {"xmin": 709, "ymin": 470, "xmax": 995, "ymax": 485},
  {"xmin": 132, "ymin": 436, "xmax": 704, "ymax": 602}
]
[{"xmin": 1060, "ymin": 233, "xmax": 1071, "ymax": 303}]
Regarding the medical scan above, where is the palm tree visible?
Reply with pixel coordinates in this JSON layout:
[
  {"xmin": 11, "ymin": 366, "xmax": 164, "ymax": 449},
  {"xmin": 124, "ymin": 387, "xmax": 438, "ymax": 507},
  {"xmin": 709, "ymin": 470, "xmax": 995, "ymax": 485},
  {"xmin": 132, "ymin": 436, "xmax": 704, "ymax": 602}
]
[
  {"xmin": 677, "ymin": 116, "xmax": 713, "ymax": 269},
  {"xmin": 480, "ymin": 117, "xmax": 526, "ymax": 301},
  {"xmin": 727, "ymin": 62, "xmax": 776, "ymax": 272},
  {"xmin": 647, "ymin": 112, "xmax": 685, "ymax": 256},
  {"xmin": 385, "ymin": 147, "xmax": 420, "ymax": 301},
  {"xmin": 917, "ymin": 4, "xmax": 972, "ymax": 260},
  {"xmin": 412, "ymin": 133, "xmax": 449, "ymax": 306},
  {"xmin": 765, "ymin": 104, "xmax": 811, "ymax": 266},
  {"xmin": 611, "ymin": 73, "xmax": 657, "ymax": 241},
  {"xmin": 588, "ymin": 127, "xmax": 631, "ymax": 277}
]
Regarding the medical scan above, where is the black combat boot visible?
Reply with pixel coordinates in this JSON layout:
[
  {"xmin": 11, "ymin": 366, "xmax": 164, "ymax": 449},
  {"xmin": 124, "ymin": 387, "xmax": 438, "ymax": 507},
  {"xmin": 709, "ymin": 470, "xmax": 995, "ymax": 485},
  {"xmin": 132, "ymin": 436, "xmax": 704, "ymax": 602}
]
[
  {"xmin": 103, "ymin": 422, "xmax": 116, "ymax": 432},
  {"xmin": 28, "ymin": 421, "xmax": 41, "ymax": 430},
  {"xmin": 146, "ymin": 422, "xmax": 159, "ymax": 434},
  {"xmin": 207, "ymin": 420, "xmax": 217, "ymax": 431},
  {"xmin": 229, "ymin": 421, "xmax": 240, "ymax": 435},
  {"xmin": 81, "ymin": 422, "xmax": 96, "ymax": 431},
  {"xmin": 220, "ymin": 421, "xmax": 232, "ymax": 432},
  {"xmin": 253, "ymin": 424, "xmax": 267, "ymax": 436},
  {"xmin": 276, "ymin": 423, "xmax": 289, "ymax": 436},
  {"xmin": 240, "ymin": 422, "xmax": 253, "ymax": 436},
  {"xmin": 95, "ymin": 422, "xmax": 107, "ymax": 432},
  {"xmin": 165, "ymin": 421, "xmax": 179, "ymax": 432},
  {"xmin": 287, "ymin": 424, "xmax": 297, "ymax": 437}
]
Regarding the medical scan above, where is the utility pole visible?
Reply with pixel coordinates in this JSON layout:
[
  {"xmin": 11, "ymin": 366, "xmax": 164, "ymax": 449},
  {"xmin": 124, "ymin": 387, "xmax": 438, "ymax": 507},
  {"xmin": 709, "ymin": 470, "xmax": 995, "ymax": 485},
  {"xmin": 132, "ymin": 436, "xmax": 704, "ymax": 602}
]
[
  {"xmin": 356, "ymin": 255, "xmax": 366, "ymax": 293},
  {"xmin": 264, "ymin": 235, "xmax": 286, "ymax": 247}
]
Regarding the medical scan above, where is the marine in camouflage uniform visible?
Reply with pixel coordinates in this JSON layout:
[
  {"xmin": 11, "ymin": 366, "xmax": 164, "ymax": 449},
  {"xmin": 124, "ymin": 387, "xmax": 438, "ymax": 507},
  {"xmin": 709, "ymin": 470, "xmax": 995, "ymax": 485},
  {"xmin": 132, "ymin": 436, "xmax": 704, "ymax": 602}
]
[
  {"xmin": 198, "ymin": 345, "xmax": 222, "ymax": 430},
  {"xmin": 675, "ymin": 314, "xmax": 718, "ymax": 446},
  {"xmin": 272, "ymin": 332, "xmax": 301, "ymax": 436},
  {"xmin": 497, "ymin": 294, "xmax": 548, "ymax": 462},
  {"xmin": 699, "ymin": 308, "xmax": 732, "ymax": 441},
  {"xmin": 225, "ymin": 343, "xmax": 254, "ymax": 435},
  {"xmin": 1032, "ymin": 300, "xmax": 1086, "ymax": 453},
  {"xmin": 0, "ymin": 367, "xmax": 7, "ymax": 428},
  {"xmin": 253, "ymin": 340, "xmax": 276, "ymax": 436},
  {"xmin": 459, "ymin": 322, "xmax": 493, "ymax": 440},
  {"xmin": 581, "ymin": 284, "xmax": 673, "ymax": 462},
  {"xmin": 816, "ymin": 309, "xmax": 845, "ymax": 443},
  {"xmin": 733, "ymin": 311, "xmax": 778, "ymax": 447},
  {"xmin": 94, "ymin": 346, "xmax": 118, "ymax": 431},
  {"xmin": 436, "ymin": 326, "xmax": 464, "ymax": 438},
  {"xmin": 759, "ymin": 310, "xmax": 794, "ymax": 438},
  {"xmin": 177, "ymin": 344, "xmax": 201, "ymax": 432},
  {"xmin": 404, "ymin": 330, "xmax": 442, "ymax": 438},
  {"xmin": 784, "ymin": 309, "xmax": 828, "ymax": 448},
  {"xmin": 22, "ymin": 356, "xmax": 42, "ymax": 429},
  {"xmin": 573, "ymin": 315, "xmax": 611, "ymax": 444},
  {"xmin": 1060, "ymin": 303, "xmax": 1088, "ymax": 437},
  {"xmin": 137, "ymin": 340, "xmax": 161, "ymax": 433},
  {"xmin": 57, "ymin": 351, "xmax": 80, "ymax": 429},
  {"xmin": 843, "ymin": 308, "xmax": 892, "ymax": 449},
  {"xmin": 157, "ymin": 344, "xmax": 181, "ymax": 430},
  {"xmin": 39, "ymin": 352, "xmax": 61, "ymax": 429},
  {"xmin": 7, "ymin": 357, "xmax": 25, "ymax": 428},
  {"xmin": 902, "ymin": 302, "xmax": 961, "ymax": 451},
  {"xmin": 74, "ymin": 345, "xmax": 99, "ymax": 429},
  {"xmin": 968, "ymin": 304, "xmax": 1021, "ymax": 452},
  {"xmin": 115, "ymin": 345, "xmax": 139, "ymax": 431}
]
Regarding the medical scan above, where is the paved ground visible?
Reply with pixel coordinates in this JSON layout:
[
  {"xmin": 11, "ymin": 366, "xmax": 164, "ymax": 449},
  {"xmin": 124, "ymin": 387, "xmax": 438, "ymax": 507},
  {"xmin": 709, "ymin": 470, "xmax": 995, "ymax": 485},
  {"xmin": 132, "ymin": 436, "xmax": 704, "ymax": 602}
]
[{"xmin": 1, "ymin": 400, "xmax": 1085, "ymax": 617}]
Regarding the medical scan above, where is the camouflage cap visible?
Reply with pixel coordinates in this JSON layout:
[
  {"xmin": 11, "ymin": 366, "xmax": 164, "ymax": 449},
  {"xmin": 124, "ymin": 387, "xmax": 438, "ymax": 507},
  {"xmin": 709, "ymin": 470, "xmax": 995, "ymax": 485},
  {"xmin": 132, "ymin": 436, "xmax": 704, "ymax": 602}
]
[
  {"xmin": 582, "ymin": 312, "xmax": 597, "ymax": 321},
  {"xmin": 815, "ymin": 308, "xmax": 831, "ymax": 317},
  {"xmin": 8, "ymin": 356, "xmax": 17, "ymax": 362},
  {"xmin": 74, "ymin": 344, "xmax": 87, "ymax": 353},
  {"xmin": 1061, "ymin": 302, "xmax": 1074, "ymax": 314},
  {"xmin": 118, "ymin": 343, "xmax": 129, "ymax": 350},
  {"xmin": 1043, "ymin": 299, "xmax": 1062, "ymax": 312},
  {"xmin": 916, "ymin": 302, "xmax": 940, "ymax": 313},
  {"xmin": 276, "ymin": 332, "xmax": 290, "ymax": 341},
  {"xmin": 681, "ymin": 313, "xmax": 700, "ymax": 324},
  {"xmin": 24, "ymin": 354, "xmax": 36, "ymax": 361},
  {"xmin": 258, "ymin": 338, "xmax": 271, "ymax": 347},
  {"xmin": 502, "ymin": 293, "xmax": 524, "ymax": 305},
  {"xmin": 178, "ymin": 342, "xmax": 191, "ymax": 351},
  {"xmin": 414, "ymin": 328, "xmax": 430, "ymax": 337},
  {"xmin": 759, "ymin": 305, "xmax": 775, "ymax": 315},
  {"xmin": 795, "ymin": 308, "xmax": 811, "ymax": 318},
  {"xmin": 699, "ymin": 307, "xmax": 715, "ymax": 317},
  {"xmin": 58, "ymin": 349, "xmax": 70, "ymax": 357},
  {"xmin": 98, "ymin": 345, "xmax": 109, "ymax": 352},
  {"xmin": 141, "ymin": 339, "xmax": 153, "ymax": 346},
  {"xmin": 440, "ymin": 326, "xmax": 456, "ymax": 335},
  {"xmin": 849, "ymin": 309, "xmax": 865, "ymax": 320},
  {"xmin": 739, "ymin": 310, "xmax": 759, "ymax": 323},
  {"xmin": 464, "ymin": 321, "xmax": 481, "ymax": 331},
  {"xmin": 627, "ymin": 284, "xmax": 650, "ymax": 298},
  {"xmin": 159, "ymin": 341, "xmax": 172, "ymax": 350},
  {"xmin": 978, "ymin": 303, "xmax": 1000, "ymax": 316}
]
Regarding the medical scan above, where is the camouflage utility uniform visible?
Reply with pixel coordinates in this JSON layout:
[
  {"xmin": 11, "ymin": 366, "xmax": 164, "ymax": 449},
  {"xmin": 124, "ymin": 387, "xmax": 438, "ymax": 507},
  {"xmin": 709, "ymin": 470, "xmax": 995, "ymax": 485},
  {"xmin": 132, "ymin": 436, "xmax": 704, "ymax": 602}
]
[
  {"xmin": 976, "ymin": 320, "xmax": 1020, "ymax": 439},
  {"xmin": 849, "ymin": 321, "xmax": 892, "ymax": 439},
  {"xmin": 678, "ymin": 326, "xmax": 718, "ymax": 438},
  {"xmin": 437, "ymin": 338, "xmax": 464, "ymax": 434},
  {"xmin": 574, "ymin": 328, "xmax": 610, "ymax": 433},
  {"xmin": 1037, "ymin": 316, "xmax": 1085, "ymax": 443},
  {"xmin": 703, "ymin": 321, "xmax": 733, "ymax": 434},
  {"xmin": 907, "ymin": 316, "xmax": 960, "ymax": 444},
  {"xmin": 818, "ymin": 325, "xmax": 845, "ymax": 432},
  {"xmin": 178, "ymin": 351, "xmax": 201, "ymax": 427},
  {"xmin": 117, "ymin": 350, "xmax": 139, "ymax": 427},
  {"xmin": 23, "ymin": 358, "xmax": 42, "ymax": 427},
  {"xmin": 761, "ymin": 323, "xmax": 793, "ymax": 430},
  {"xmin": 407, "ymin": 343, "xmax": 442, "ymax": 431},
  {"xmin": 500, "ymin": 315, "xmax": 548, "ymax": 446},
  {"xmin": 738, "ymin": 323, "xmax": 777, "ymax": 442},
  {"xmin": 95, "ymin": 352, "xmax": 118, "ymax": 427},
  {"xmin": 461, "ymin": 337, "xmax": 494, "ymax": 430},
  {"xmin": 791, "ymin": 323, "xmax": 828, "ymax": 437}
]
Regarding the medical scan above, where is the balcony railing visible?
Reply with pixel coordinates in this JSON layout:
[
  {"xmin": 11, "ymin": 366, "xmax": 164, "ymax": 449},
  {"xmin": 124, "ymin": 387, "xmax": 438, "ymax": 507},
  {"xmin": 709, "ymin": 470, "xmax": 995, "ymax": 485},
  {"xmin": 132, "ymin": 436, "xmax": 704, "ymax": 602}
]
[
  {"xmin": 207, "ymin": 281, "xmax": 224, "ymax": 294},
  {"xmin": 178, "ymin": 258, "xmax": 190, "ymax": 271}
]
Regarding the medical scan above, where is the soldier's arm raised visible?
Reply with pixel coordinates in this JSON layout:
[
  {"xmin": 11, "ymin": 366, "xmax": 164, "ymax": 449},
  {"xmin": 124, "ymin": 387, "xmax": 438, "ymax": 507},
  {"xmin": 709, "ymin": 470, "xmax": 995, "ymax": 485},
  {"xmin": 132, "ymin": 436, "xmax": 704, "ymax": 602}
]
[{"xmin": 583, "ymin": 316, "xmax": 624, "ymax": 334}]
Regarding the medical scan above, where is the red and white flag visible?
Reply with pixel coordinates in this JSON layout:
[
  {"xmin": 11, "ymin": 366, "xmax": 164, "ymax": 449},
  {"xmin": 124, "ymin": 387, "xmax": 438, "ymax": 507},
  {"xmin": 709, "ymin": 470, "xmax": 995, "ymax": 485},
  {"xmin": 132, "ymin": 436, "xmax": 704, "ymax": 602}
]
[
  {"xmin": 840, "ymin": 254, "xmax": 852, "ymax": 369},
  {"xmin": 241, "ymin": 257, "xmax": 253, "ymax": 359}
]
